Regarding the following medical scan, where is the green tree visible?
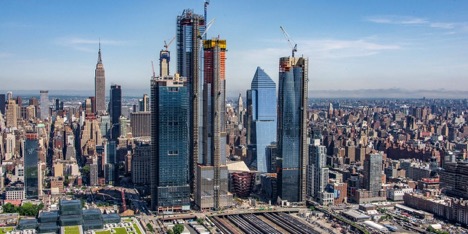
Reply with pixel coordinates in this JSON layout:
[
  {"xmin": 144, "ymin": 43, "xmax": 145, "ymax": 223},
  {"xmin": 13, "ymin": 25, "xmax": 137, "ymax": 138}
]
[
  {"xmin": 196, "ymin": 218, "xmax": 204, "ymax": 225},
  {"xmin": 166, "ymin": 230, "xmax": 174, "ymax": 234},
  {"xmin": 172, "ymin": 224, "xmax": 184, "ymax": 234},
  {"xmin": 2, "ymin": 203, "xmax": 17, "ymax": 213},
  {"xmin": 146, "ymin": 223, "xmax": 154, "ymax": 232}
]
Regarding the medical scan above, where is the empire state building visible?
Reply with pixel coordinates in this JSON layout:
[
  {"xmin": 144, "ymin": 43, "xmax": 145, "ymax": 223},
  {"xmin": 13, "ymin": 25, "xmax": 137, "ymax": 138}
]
[{"xmin": 95, "ymin": 43, "xmax": 106, "ymax": 114}]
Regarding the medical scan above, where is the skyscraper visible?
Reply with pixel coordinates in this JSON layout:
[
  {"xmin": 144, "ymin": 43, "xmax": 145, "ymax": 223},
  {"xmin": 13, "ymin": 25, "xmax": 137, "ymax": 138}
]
[
  {"xmin": 40, "ymin": 90, "xmax": 49, "ymax": 120},
  {"xmin": 6, "ymin": 100, "xmax": 17, "ymax": 128},
  {"xmin": 196, "ymin": 39, "xmax": 232, "ymax": 210},
  {"xmin": 95, "ymin": 43, "xmax": 106, "ymax": 114},
  {"xmin": 277, "ymin": 56, "xmax": 308, "ymax": 203},
  {"xmin": 138, "ymin": 94, "xmax": 149, "ymax": 112},
  {"xmin": 246, "ymin": 67, "xmax": 277, "ymax": 173},
  {"xmin": 176, "ymin": 9, "xmax": 206, "ymax": 194},
  {"xmin": 0, "ymin": 94, "xmax": 6, "ymax": 115},
  {"xmin": 307, "ymin": 135, "xmax": 334, "ymax": 205},
  {"xmin": 150, "ymin": 74, "xmax": 190, "ymax": 211},
  {"xmin": 109, "ymin": 84, "xmax": 121, "ymax": 140},
  {"xmin": 25, "ymin": 132, "xmax": 39, "ymax": 199},
  {"xmin": 364, "ymin": 153, "xmax": 383, "ymax": 197}
]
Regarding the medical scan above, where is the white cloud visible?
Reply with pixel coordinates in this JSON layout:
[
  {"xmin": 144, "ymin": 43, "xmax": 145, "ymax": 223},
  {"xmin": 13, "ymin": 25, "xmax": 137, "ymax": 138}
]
[
  {"xmin": 226, "ymin": 38, "xmax": 401, "ymax": 95},
  {"xmin": 299, "ymin": 39, "xmax": 400, "ymax": 59},
  {"xmin": 367, "ymin": 15, "xmax": 468, "ymax": 33},
  {"xmin": 367, "ymin": 16, "xmax": 428, "ymax": 25},
  {"xmin": 55, "ymin": 37, "xmax": 128, "ymax": 52}
]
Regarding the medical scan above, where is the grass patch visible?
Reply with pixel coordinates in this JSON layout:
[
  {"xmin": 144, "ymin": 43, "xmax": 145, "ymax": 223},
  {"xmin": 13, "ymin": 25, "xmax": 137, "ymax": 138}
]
[
  {"xmin": 133, "ymin": 223, "xmax": 142, "ymax": 234},
  {"xmin": 95, "ymin": 231, "xmax": 111, "ymax": 234},
  {"xmin": 0, "ymin": 227, "xmax": 14, "ymax": 234},
  {"xmin": 64, "ymin": 226, "xmax": 81, "ymax": 234},
  {"xmin": 114, "ymin": 227, "xmax": 128, "ymax": 234}
]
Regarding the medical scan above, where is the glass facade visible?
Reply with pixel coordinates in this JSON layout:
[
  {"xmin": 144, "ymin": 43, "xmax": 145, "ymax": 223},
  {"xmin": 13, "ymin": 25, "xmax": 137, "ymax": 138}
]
[
  {"xmin": 177, "ymin": 9, "xmax": 206, "ymax": 196},
  {"xmin": 24, "ymin": 134, "xmax": 39, "ymax": 199},
  {"xmin": 247, "ymin": 67, "xmax": 277, "ymax": 173},
  {"xmin": 277, "ymin": 57, "xmax": 308, "ymax": 203},
  {"xmin": 151, "ymin": 77, "xmax": 190, "ymax": 211},
  {"xmin": 364, "ymin": 153, "xmax": 383, "ymax": 197},
  {"xmin": 110, "ymin": 84, "xmax": 121, "ymax": 140}
]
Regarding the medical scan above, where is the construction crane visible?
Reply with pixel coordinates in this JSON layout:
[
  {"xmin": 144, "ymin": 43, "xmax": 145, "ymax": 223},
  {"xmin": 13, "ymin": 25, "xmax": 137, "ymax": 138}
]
[
  {"xmin": 280, "ymin": 26, "xmax": 297, "ymax": 57},
  {"xmin": 204, "ymin": 0, "xmax": 210, "ymax": 38},
  {"xmin": 151, "ymin": 61, "xmax": 156, "ymax": 78},
  {"xmin": 200, "ymin": 18, "xmax": 215, "ymax": 39},
  {"xmin": 163, "ymin": 36, "xmax": 176, "ymax": 51}
]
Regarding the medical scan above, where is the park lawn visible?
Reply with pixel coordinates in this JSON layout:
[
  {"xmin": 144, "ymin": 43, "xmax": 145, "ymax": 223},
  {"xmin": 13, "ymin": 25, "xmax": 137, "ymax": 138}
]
[
  {"xmin": 0, "ymin": 227, "xmax": 14, "ymax": 234},
  {"xmin": 133, "ymin": 223, "xmax": 142, "ymax": 234},
  {"xmin": 95, "ymin": 231, "xmax": 111, "ymax": 234},
  {"xmin": 64, "ymin": 226, "xmax": 81, "ymax": 234},
  {"xmin": 113, "ymin": 227, "xmax": 128, "ymax": 234}
]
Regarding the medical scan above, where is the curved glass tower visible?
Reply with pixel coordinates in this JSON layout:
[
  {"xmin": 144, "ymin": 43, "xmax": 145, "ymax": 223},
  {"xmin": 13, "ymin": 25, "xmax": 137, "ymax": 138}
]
[{"xmin": 277, "ymin": 56, "xmax": 308, "ymax": 203}]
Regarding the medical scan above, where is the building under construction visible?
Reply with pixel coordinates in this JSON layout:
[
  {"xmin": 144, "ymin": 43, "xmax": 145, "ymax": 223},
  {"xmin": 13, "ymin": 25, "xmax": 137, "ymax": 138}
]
[{"xmin": 195, "ymin": 39, "xmax": 233, "ymax": 210}]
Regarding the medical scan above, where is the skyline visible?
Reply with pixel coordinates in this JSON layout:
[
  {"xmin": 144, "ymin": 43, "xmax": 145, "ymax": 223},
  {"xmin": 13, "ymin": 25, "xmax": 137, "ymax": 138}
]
[{"xmin": 1, "ymin": 1, "xmax": 468, "ymax": 97}]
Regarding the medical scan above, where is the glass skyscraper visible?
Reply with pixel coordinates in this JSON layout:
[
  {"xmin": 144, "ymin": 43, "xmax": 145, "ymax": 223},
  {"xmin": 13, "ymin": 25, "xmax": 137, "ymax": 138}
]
[
  {"xmin": 364, "ymin": 153, "xmax": 383, "ymax": 197},
  {"xmin": 150, "ymin": 74, "xmax": 190, "ymax": 212},
  {"xmin": 277, "ymin": 56, "xmax": 308, "ymax": 203},
  {"xmin": 176, "ymin": 9, "xmax": 206, "ymax": 195},
  {"xmin": 247, "ymin": 67, "xmax": 277, "ymax": 173},
  {"xmin": 24, "ymin": 132, "xmax": 39, "ymax": 199},
  {"xmin": 109, "ymin": 84, "xmax": 121, "ymax": 140}
]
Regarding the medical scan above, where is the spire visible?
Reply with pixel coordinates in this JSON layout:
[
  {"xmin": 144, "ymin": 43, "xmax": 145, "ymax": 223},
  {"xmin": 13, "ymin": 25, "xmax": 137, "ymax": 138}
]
[{"xmin": 97, "ymin": 39, "xmax": 102, "ymax": 64}]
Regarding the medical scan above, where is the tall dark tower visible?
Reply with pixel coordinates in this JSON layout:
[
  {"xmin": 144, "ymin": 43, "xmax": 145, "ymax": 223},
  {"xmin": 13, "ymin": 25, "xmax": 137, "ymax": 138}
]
[
  {"xmin": 277, "ymin": 56, "xmax": 308, "ymax": 203},
  {"xmin": 109, "ymin": 84, "xmax": 122, "ymax": 140},
  {"xmin": 95, "ymin": 42, "xmax": 106, "ymax": 114},
  {"xmin": 176, "ymin": 9, "xmax": 206, "ymax": 196},
  {"xmin": 150, "ymin": 74, "xmax": 190, "ymax": 212}
]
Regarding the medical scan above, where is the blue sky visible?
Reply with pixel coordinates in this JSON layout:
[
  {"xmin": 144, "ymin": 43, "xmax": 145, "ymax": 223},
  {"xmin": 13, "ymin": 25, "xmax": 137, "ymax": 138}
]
[{"xmin": 1, "ymin": 0, "xmax": 467, "ymax": 97}]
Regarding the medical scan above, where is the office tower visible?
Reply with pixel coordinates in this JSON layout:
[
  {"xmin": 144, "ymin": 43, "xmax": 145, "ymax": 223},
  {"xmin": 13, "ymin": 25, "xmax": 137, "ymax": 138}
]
[
  {"xmin": 138, "ymin": 94, "xmax": 149, "ymax": 112},
  {"xmin": 107, "ymin": 141, "xmax": 117, "ymax": 165},
  {"xmin": 130, "ymin": 112, "xmax": 150, "ymax": 137},
  {"xmin": 277, "ymin": 56, "xmax": 308, "ymax": 203},
  {"xmin": 119, "ymin": 116, "xmax": 130, "ymax": 137},
  {"xmin": 177, "ymin": 9, "xmax": 206, "ymax": 194},
  {"xmin": 441, "ymin": 162, "xmax": 468, "ymax": 199},
  {"xmin": 25, "ymin": 132, "xmax": 39, "ymax": 199},
  {"xmin": 6, "ymin": 100, "xmax": 18, "ymax": 128},
  {"xmin": 246, "ymin": 67, "xmax": 277, "ymax": 173},
  {"xmin": 99, "ymin": 115, "xmax": 111, "ymax": 138},
  {"xmin": 104, "ymin": 164, "xmax": 115, "ymax": 185},
  {"xmin": 109, "ymin": 85, "xmax": 122, "ymax": 140},
  {"xmin": 95, "ymin": 43, "xmax": 106, "ymax": 114},
  {"xmin": 90, "ymin": 163, "xmax": 98, "ymax": 186},
  {"xmin": 307, "ymin": 138, "xmax": 333, "ymax": 204},
  {"xmin": 150, "ymin": 74, "xmax": 190, "ymax": 211},
  {"xmin": 85, "ymin": 98, "xmax": 93, "ymax": 114},
  {"xmin": 16, "ymin": 96, "xmax": 22, "ymax": 106},
  {"xmin": 196, "ymin": 39, "xmax": 232, "ymax": 210},
  {"xmin": 89, "ymin": 97, "xmax": 96, "ymax": 114},
  {"xmin": 0, "ymin": 94, "xmax": 5, "ymax": 115},
  {"xmin": 6, "ymin": 92, "xmax": 13, "ymax": 102},
  {"xmin": 132, "ymin": 141, "xmax": 151, "ymax": 185},
  {"xmin": 265, "ymin": 143, "xmax": 278, "ymax": 173},
  {"xmin": 160, "ymin": 49, "xmax": 170, "ymax": 77},
  {"xmin": 40, "ymin": 90, "xmax": 49, "ymax": 120},
  {"xmin": 364, "ymin": 153, "xmax": 383, "ymax": 197},
  {"xmin": 55, "ymin": 99, "xmax": 60, "ymax": 111}
]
